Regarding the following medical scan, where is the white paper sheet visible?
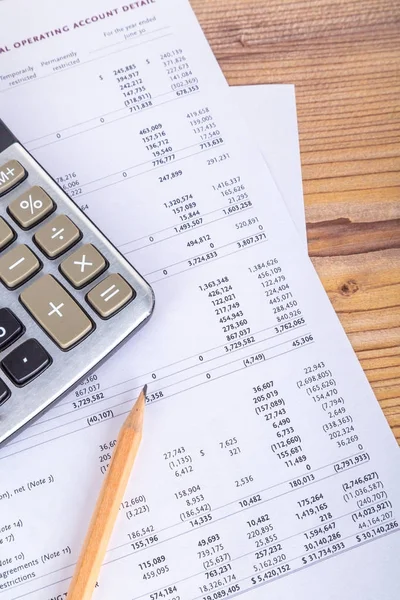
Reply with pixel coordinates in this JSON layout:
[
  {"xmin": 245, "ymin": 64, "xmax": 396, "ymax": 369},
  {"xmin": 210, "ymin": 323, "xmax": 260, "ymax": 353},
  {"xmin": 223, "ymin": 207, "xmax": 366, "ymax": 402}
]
[
  {"xmin": 0, "ymin": 1, "xmax": 399, "ymax": 600},
  {"xmin": 232, "ymin": 85, "xmax": 306, "ymax": 244}
]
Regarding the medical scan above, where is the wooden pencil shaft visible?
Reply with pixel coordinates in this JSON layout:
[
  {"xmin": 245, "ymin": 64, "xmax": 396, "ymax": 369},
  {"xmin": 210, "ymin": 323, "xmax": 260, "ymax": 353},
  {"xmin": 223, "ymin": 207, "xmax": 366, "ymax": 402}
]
[{"xmin": 67, "ymin": 391, "xmax": 145, "ymax": 600}]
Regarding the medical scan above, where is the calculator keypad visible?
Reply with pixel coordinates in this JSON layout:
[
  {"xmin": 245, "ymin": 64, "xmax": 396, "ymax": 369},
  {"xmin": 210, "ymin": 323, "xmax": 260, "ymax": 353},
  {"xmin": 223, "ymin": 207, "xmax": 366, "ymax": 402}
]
[
  {"xmin": 2, "ymin": 338, "xmax": 51, "ymax": 385},
  {"xmin": 0, "ymin": 160, "xmax": 26, "ymax": 196},
  {"xmin": 9, "ymin": 186, "xmax": 55, "ymax": 229},
  {"xmin": 20, "ymin": 274, "xmax": 93, "ymax": 350},
  {"xmin": 0, "ymin": 244, "xmax": 41, "ymax": 288},
  {"xmin": 0, "ymin": 217, "xmax": 14, "ymax": 249},
  {"xmin": 34, "ymin": 214, "xmax": 81, "ymax": 258},
  {"xmin": 0, "ymin": 142, "xmax": 154, "ymax": 444},
  {"xmin": 60, "ymin": 243, "xmax": 107, "ymax": 288},
  {"xmin": 87, "ymin": 273, "xmax": 134, "ymax": 318}
]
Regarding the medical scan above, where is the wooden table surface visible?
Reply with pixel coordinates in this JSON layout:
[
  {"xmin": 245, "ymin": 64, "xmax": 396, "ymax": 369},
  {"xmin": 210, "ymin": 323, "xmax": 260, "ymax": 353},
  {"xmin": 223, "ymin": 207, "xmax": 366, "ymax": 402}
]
[{"xmin": 191, "ymin": 0, "xmax": 400, "ymax": 442}]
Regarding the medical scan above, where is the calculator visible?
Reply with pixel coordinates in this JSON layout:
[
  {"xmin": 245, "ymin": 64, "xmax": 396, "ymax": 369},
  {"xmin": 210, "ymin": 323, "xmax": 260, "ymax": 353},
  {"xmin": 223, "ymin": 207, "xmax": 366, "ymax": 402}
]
[{"xmin": 0, "ymin": 119, "xmax": 155, "ymax": 446}]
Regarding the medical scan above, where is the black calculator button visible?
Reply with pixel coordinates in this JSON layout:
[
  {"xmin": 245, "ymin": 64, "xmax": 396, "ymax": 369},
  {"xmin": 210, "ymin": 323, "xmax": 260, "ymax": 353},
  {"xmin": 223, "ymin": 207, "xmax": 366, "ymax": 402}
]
[
  {"xmin": 2, "ymin": 339, "xmax": 51, "ymax": 386},
  {"xmin": 0, "ymin": 379, "xmax": 10, "ymax": 406},
  {"xmin": 0, "ymin": 308, "xmax": 23, "ymax": 350}
]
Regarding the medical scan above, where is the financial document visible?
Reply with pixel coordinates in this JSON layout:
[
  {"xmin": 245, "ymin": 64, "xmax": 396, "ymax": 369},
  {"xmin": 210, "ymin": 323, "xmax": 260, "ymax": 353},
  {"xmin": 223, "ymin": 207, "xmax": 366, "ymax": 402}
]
[{"xmin": 0, "ymin": 1, "xmax": 399, "ymax": 599}]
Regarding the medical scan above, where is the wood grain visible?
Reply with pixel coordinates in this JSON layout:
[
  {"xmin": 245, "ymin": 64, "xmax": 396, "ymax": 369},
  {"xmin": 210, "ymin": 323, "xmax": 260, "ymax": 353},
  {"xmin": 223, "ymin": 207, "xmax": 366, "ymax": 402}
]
[{"xmin": 190, "ymin": 0, "xmax": 400, "ymax": 441}]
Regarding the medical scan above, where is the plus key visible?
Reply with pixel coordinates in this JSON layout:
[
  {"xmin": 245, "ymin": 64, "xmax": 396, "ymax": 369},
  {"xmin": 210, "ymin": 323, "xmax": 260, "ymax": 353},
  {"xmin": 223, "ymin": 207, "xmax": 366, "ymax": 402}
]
[{"xmin": 20, "ymin": 274, "xmax": 93, "ymax": 350}]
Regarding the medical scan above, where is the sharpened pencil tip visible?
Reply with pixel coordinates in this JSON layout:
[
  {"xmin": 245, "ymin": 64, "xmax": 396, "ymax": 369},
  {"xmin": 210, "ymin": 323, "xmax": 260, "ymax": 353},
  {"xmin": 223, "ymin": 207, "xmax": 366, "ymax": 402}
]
[
  {"xmin": 124, "ymin": 385, "xmax": 147, "ymax": 431},
  {"xmin": 142, "ymin": 383, "xmax": 148, "ymax": 397}
]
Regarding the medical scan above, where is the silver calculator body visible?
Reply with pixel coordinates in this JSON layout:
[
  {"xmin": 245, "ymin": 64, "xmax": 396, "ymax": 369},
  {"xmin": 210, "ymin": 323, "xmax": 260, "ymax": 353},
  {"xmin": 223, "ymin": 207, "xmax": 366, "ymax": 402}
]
[{"xmin": 0, "ymin": 120, "xmax": 155, "ymax": 445}]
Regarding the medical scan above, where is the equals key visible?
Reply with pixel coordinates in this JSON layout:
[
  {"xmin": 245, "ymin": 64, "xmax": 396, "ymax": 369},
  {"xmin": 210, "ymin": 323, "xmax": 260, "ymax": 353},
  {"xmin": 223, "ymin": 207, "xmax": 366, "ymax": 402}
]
[{"xmin": 87, "ymin": 274, "xmax": 135, "ymax": 318}]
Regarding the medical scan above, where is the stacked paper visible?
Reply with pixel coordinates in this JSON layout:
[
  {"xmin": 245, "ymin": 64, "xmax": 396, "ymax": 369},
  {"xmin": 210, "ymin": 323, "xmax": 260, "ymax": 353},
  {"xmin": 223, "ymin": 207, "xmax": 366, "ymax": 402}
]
[{"xmin": 0, "ymin": 1, "xmax": 399, "ymax": 599}]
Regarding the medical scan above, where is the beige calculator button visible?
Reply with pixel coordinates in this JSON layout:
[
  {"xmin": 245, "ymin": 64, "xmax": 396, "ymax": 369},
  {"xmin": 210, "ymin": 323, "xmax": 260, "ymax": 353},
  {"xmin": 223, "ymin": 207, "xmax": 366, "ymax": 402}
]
[
  {"xmin": 0, "ymin": 160, "xmax": 26, "ymax": 197},
  {"xmin": 60, "ymin": 244, "xmax": 107, "ymax": 288},
  {"xmin": 20, "ymin": 274, "xmax": 93, "ymax": 350},
  {"xmin": 0, "ymin": 217, "xmax": 14, "ymax": 250},
  {"xmin": 9, "ymin": 186, "xmax": 54, "ymax": 229},
  {"xmin": 87, "ymin": 274, "xmax": 134, "ymax": 318},
  {"xmin": 0, "ymin": 244, "xmax": 40, "ymax": 288},
  {"xmin": 34, "ymin": 214, "xmax": 81, "ymax": 258}
]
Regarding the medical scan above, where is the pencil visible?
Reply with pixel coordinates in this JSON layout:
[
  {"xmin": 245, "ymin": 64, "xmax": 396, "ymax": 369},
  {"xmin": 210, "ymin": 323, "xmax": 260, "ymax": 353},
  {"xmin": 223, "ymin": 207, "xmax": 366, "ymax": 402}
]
[{"xmin": 67, "ymin": 384, "xmax": 147, "ymax": 600}]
